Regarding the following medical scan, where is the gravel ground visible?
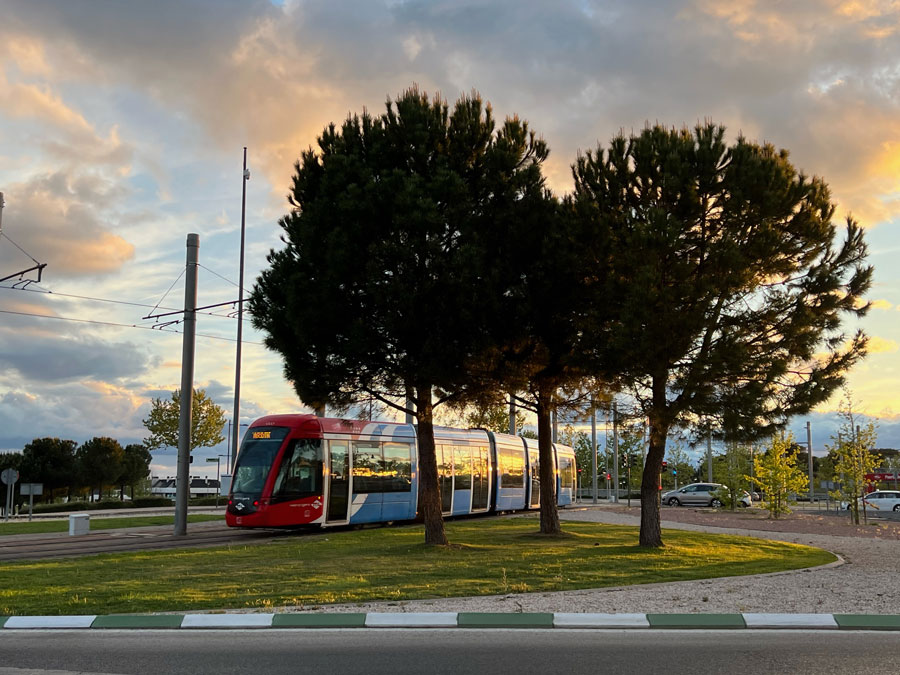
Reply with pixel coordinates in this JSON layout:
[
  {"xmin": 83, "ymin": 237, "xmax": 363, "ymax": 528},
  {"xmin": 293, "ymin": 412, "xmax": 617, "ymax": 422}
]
[{"xmin": 274, "ymin": 505, "xmax": 900, "ymax": 615}]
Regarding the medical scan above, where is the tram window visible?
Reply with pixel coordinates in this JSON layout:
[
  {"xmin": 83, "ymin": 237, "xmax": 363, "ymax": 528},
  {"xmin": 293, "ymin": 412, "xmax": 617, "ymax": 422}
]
[
  {"xmin": 352, "ymin": 441, "xmax": 384, "ymax": 493},
  {"xmin": 230, "ymin": 426, "xmax": 289, "ymax": 495},
  {"xmin": 454, "ymin": 445, "xmax": 472, "ymax": 490},
  {"xmin": 383, "ymin": 443, "xmax": 412, "ymax": 492},
  {"xmin": 559, "ymin": 456, "xmax": 575, "ymax": 490},
  {"xmin": 271, "ymin": 439, "xmax": 323, "ymax": 503},
  {"xmin": 499, "ymin": 447, "xmax": 524, "ymax": 488}
]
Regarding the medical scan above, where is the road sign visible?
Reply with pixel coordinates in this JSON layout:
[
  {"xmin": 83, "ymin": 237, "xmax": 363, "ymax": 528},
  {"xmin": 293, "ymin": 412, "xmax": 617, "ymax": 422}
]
[
  {"xmin": 206, "ymin": 457, "xmax": 219, "ymax": 463},
  {"xmin": 20, "ymin": 483, "xmax": 42, "ymax": 495},
  {"xmin": 2, "ymin": 468, "xmax": 18, "ymax": 522}
]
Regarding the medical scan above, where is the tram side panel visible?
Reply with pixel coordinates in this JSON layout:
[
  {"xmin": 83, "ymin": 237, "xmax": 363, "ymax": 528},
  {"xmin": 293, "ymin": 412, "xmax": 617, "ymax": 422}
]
[
  {"xmin": 488, "ymin": 432, "xmax": 528, "ymax": 511},
  {"xmin": 346, "ymin": 435, "xmax": 417, "ymax": 525},
  {"xmin": 432, "ymin": 427, "xmax": 493, "ymax": 517}
]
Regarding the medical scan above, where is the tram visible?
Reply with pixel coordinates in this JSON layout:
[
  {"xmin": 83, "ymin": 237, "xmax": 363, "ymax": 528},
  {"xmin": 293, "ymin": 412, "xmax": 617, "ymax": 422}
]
[{"xmin": 225, "ymin": 414, "xmax": 576, "ymax": 528}]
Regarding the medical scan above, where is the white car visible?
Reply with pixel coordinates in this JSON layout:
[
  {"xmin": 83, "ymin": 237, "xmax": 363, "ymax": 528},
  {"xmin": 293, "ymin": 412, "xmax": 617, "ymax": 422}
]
[{"xmin": 843, "ymin": 490, "xmax": 900, "ymax": 512}]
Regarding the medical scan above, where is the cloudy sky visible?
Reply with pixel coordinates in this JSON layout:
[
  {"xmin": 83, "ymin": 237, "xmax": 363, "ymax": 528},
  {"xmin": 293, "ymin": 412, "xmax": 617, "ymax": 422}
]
[{"xmin": 1, "ymin": 0, "xmax": 899, "ymax": 477}]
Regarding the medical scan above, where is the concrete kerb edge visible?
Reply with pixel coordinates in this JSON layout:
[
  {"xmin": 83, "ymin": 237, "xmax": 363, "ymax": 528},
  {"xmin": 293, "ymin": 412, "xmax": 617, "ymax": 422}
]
[{"xmin": 1, "ymin": 613, "xmax": 899, "ymax": 630}]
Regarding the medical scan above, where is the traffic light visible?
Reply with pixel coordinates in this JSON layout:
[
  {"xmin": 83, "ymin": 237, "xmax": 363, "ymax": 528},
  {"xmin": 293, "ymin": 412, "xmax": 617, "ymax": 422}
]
[
  {"xmin": 672, "ymin": 468, "xmax": 677, "ymax": 476},
  {"xmin": 605, "ymin": 472, "xmax": 611, "ymax": 480},
  {"xmin": 661, "ymin": 461, "xmax": 668, "ymax": 472}
]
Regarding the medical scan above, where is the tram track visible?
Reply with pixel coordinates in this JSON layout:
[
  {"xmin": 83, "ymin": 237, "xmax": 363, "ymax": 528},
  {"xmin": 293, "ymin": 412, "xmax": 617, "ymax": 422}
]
[{"xmin": 0, "ymin": 523, "xmax": 296, "ymax": 562}]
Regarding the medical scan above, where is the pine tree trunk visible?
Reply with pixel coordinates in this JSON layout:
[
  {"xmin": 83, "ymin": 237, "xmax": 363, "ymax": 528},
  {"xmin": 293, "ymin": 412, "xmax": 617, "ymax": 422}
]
[
  {"xmin": 415, "ymin": 384, "xmax": 448, "ymax": 546},
  {"xmin": 640, "ymin": 391, "xmax": 670, "ymax": 548},
  {"xmin": 536, "ymin": 390, "xmax": 561, "ymax": 535}
]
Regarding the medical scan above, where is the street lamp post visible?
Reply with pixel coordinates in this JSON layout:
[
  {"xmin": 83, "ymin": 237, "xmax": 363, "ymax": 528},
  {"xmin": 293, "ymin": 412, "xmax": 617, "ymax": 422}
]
[
  {"xmin": 226, "ymin": 421, "xmax": 250, "ymax": 473},
  {"xmin": 206, "ymin": 455, "xmax": 228, "ymax": 508}
]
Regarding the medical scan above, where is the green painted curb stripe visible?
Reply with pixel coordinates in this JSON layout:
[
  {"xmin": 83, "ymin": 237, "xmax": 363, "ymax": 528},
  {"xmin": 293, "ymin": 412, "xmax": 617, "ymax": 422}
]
[
  {"xmin": 833, "ymin": 615, "xmax": 900, "ymax": 630},
  {"xmin": 91, "ymin": 615, "xmax": 185, "ymax": 629},
  {"xmin": 458, "ymin": 612, "xmax": 554, "ymax": 628},
  {"xmin": 272, "ymin": 614, "xmax": 367, "ymax": 628},
  {"xmin": 647, "ymin": 614, "xmax": 745, "ymax": 629}
]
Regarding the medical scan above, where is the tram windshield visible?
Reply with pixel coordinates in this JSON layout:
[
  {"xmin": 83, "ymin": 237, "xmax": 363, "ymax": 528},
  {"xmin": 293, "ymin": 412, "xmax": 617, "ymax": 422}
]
[{"xmin": 231, "ymin": 427, "xmax": 290, "ymax": 496}]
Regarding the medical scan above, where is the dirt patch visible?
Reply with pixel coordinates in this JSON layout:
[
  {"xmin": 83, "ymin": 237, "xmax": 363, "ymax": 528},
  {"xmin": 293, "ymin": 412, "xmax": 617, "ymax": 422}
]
[{"xmin": 604, "ymin": 504, "xmax": 900, "ymax": 539}]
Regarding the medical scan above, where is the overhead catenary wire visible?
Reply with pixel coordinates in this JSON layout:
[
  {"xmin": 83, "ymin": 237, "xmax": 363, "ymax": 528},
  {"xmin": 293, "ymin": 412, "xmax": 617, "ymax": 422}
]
[
  {"xmin": 0, "ymin": 308, "xmax": 262, "ymax": 344},
  {"xmin": 0, "ymin": 284, "xmax": 254, "ymax": 321}
]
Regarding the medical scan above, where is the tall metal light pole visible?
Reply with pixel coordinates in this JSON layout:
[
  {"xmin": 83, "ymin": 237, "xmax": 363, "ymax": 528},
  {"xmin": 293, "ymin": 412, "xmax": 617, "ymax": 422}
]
[
  {"xmin": 174, "ymin": 233, "xmax": 199, "ymax": 536},
  {"xmin": 806, "ymin": 421, "xmax": 814, "ymax": 502},
  {"xmin": 612, "ymin": 401, "xmax": 619, "ymax": 503},
  {"xmin": 231, "ymin": 149, "xmax": 249, "ymax": 468},
  {"xmin": 590, "ymin": 397, "xmax": 597, "ymax": 504}
]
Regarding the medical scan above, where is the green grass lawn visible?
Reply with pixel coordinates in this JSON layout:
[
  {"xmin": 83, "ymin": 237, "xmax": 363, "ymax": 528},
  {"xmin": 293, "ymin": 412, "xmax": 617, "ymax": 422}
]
[
  {"xmin": 0, "ymin": 517, "xmax": 835, "ymax": 615},
  {"xmin": 0, "ymin": 514, "xmax": 223, "ymax": 536}
]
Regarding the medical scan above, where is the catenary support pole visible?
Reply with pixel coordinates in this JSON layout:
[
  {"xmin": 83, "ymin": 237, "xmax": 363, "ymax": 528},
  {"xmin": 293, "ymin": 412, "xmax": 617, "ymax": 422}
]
[
  {"xmin": 175, "ymin": 233, "xmax": 199, "ymax": 536},
  {"xmin": 612, "ymin": 401, "xmax": 619, "ymax": 503},
  {"xmin": 231, "ymin": 149, "xmax": 249, "ymax": 467},
  {"xmin": 509, "ymin": 394, "xmax": 516, "ymax": 436},
  {"xmin": 807, "ymin": 421, "xmax": 814, "ymax": 502},
  {"xmin": 707, "ymin": 434, "xmax": 713, "ymax": 482},
  {"xmin": 591, "ymin": 397, "xmax": 597, "ymax": 504}
]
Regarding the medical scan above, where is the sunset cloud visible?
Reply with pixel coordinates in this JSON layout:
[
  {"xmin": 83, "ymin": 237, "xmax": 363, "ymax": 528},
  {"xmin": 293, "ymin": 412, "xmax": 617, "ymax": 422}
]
[{"xmin": 2, "ymin": 0, "xmax": 900, "ymax": 464}]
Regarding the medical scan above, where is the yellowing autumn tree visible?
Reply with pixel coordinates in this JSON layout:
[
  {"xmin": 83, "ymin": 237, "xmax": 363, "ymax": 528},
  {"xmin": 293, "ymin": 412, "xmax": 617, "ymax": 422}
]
[
  {"xmin": 748, "ymin": 433, "xmax": 808, "ymax": 519},
  {"xmin": 826, "ymin": 392, "xmax": 881, "ymax": 525}
]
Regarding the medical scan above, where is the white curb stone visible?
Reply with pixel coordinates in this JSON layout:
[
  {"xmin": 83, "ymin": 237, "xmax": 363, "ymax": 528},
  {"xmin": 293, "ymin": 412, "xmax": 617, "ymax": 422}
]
[
  {"xmin": 365, "ymin": 612, "xmax": 459, "ymax": 628},
  {"xmin": 4, "ymin": 615, "xmax": 97, "ymax": 629},
  {"xmin": 181, "ymin": 613, "xmax": 275, "ymax": 628},
  {"xmin": 554, "ymin": 613, "xmax": 650, "ymax": 628},
  {"xmin": 743, "ymin": 613, "xmax": 838, "ymax": 629}
]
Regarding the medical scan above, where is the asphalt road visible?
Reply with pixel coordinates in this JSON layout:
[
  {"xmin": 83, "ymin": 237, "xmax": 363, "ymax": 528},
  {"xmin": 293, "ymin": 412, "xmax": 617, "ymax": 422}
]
[{"xmin": 1, "ymin": 629, "xmax": 898, "ymax": 675}]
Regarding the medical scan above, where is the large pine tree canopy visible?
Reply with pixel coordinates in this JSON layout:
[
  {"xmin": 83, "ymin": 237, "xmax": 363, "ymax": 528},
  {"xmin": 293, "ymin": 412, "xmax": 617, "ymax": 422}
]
[{"xmin": 573, "ymin": 123, "xmax": 871, "ymax": 546}]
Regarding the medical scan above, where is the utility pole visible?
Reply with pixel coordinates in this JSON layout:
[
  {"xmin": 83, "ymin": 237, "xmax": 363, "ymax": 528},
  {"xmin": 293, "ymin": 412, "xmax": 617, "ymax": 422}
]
[
  {"xmin": 590, "ymin": 396, "xmax": 597, "ymax": 504},
  {"xmin": 174, "ymin": 234, "xmax": 199, "ymax": 536},
  {"xmin": 707, "ymin": 434, "xmax": 713, "ymax": 482},
  {"xmin": 612, "ymin": 401, "xmax": 619, "ymax": 503},
  {"xmin": 551, "ymin": 408, "xmax": 558, "ymax": 443},
  {"xmin": 509, "ymin": 394, "xmax": 517, "ymax": 436},
  {"xmin": 806, "ymin": 421, "xmax": 814, "ymax": 502},
  {"xmin": 231, "ymin": 149, "xmax": 250, "ymax": 466}
]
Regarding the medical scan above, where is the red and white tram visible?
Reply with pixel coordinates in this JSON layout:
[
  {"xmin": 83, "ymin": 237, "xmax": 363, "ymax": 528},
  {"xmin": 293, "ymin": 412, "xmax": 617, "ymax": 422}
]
[{"xmin": 225, "ymin": 414, "xmax": 576, "ymax": 528}]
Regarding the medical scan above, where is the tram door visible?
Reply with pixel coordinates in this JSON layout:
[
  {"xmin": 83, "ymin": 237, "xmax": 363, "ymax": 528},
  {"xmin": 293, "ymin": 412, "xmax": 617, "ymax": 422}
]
[
  {"xmin": 471, "ymin": 446, "xmax": 490, "ymax": 511},
  {"xmin": 529, "ymin": 449, "xmax": 540, "ymax": 507},
  {"xmin": 326, "ymin": 441, "xmax": 350, "ymax": 524},
  {"xmin": 439, "ymin": 445, "xmax": 453, "ymax": 515}
]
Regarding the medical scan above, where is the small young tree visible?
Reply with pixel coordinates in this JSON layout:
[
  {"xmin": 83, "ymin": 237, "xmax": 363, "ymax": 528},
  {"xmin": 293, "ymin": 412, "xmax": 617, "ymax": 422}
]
[
  {"xmin": 748, "ymin": 434, "xmax": 808, "ymax": 518},
  {"xmin": 715, "ymin": 442, "xmax": 753, "ymax": 511},
  {"xmin": 664, "ymin": 441, "xmax": 693, "ymax": 490},
  {"xmin": 826, "ymin": 392, "xmax": 880, "ymax": 524},
  {"xmin": 143, "ymin": 388, "xmax": 226, "ymax": 453}
]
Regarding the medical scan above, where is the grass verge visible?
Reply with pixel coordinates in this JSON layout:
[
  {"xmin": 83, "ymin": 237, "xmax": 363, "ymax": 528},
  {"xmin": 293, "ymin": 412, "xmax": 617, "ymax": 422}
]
[
  {"xmin": 0, "ymin": 517, "xmax": 835, "ymax": 615},
  {"xmin": 0, "ymin": 514, "xmax": 223, "ymax": 536}
]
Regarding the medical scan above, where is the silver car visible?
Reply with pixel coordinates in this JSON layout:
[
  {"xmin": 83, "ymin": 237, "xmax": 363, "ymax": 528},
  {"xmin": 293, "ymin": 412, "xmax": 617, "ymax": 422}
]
[{"xmin": 663, "ymin": 483, "xmax": 750, "ymax": 508}]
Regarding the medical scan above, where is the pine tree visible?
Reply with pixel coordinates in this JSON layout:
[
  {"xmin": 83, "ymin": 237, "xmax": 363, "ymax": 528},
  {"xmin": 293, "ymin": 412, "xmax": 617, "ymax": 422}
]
[
  {"xmin": 573, "ymin": 123, "xmax": 872, "ymax": 546},
  {"xmin": 249, "ymin": 87, "xmax": 552, "ymax": 545}
]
